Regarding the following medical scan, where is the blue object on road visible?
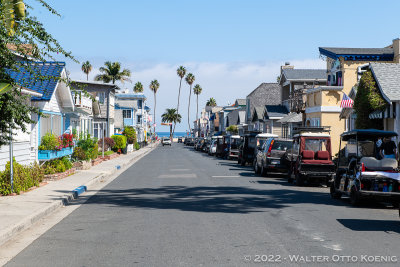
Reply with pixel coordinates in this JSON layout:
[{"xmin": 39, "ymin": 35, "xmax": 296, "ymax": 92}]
[
  {"xmin": 72, "ymin": 185, "xmax": 87, "ymax": 198},
  {"xmin": 116, "ymin": 165, "xmax": 121, "ymax": 170}
]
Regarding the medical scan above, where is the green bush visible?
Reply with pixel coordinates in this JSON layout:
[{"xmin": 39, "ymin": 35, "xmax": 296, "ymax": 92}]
[
  {"xmin": 74, "ymin": 136, "xmax": 98, "ymax": 161},
  {"xmin": 0, "ymin": 159, "xmax": 44, "ymax": 195},
  {"xmin": 42, "ymin": 157, "xmax": 72, "ymax": 174},
  {"xmin": 104, "ymin": 150, "xmax": 114, "ymax": 156},
  {"xmin": 38, "ymin": 133, "xmax": 61, "ymax": 150},
  {"xmin": 123, "ymin": 126, "xmax": 136, "ymax": 144},
  {"xmin": 134, "ymin": 142, "xmax": 140, "ymax": 150},
  {"xmin": 111, "ymin": 135, "xmax": 127, "ymax": 150},
  {"xmin": 72, "ymin": 147, "xmax": 87, "ymax": 161}
]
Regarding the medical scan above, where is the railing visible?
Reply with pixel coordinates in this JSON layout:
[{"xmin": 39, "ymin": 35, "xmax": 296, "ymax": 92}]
[{"xmin": 72, "ymin": 92, "xmax": 92, "ymax": 111}]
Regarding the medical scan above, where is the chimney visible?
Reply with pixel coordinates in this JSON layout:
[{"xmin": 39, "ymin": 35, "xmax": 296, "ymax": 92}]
[
  {"xmin": 281, "ymin": 62, "xmax": 294, "ymax": 73},
  {"xmin": 393, "ymin": 38, "xmax": 400, "ymax": 63}
]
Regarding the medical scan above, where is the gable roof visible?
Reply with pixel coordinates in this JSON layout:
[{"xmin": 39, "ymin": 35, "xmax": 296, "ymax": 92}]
[
  {"xmin": 264, "ymin": 105, "xmax": 289, "ymax": 119},
  {"xmin": 116, "ymin": 93, "xmax": 146, "ymax": 100},
  {"xmin": 370, "ymin": 63, "xmax": 400, "ymax": 102},
  {"xmin": 282, "ymin": 69, "xmax": 326, "ymax": 81},
  {"xmin": 247, "ymin": 83, "xmax": 280, "ymax": 98},
  {"xmin": 252, "ymin": 106, "xmax": 264, "ymax": 122},
  {"xmin": 7, "ymin": 62, "xmax": 65, "ymax": 101},
  {"xmin": 319, "ymin": 47, "xmax": 394, "ymax": 61},
  {"xmin": 235, "ymin": 99, "xmax": 246, "ymax": 106}
]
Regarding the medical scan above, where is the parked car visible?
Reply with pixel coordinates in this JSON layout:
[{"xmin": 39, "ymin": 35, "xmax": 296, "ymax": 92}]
[
  {"xmin": 331, "ymin": 129, "xmax": 400, "ymax": 206},
  {"xmin": 286, "ymin": 127, "xmax": 335, "ymax": 186},
  {"xmin": 255, "ymin": 137, "xmax": 292, "ymax": 176},
  {"xmin": 185, "ymin": 138, "xmax": 195, "ymax": 146},
  {"xmin": 209, "ymin": 138, "xmax": 217, "ymax": 155},
  {"xmin": 202, "ymin": 139, "xmax": 210, "ymax": 152},
  {"xmin": 194, "ymin": 138, "xmax": 204, "ymax": 151},
  {"xmin": 178, "ymin": 137, "xmax": 183, "ymax": 143},
  {"xmin": 162, "ymin": 137, "xmax": 172, "ymax": 146},
  {"xmin": 238, "ymin": 131, "xmax": 260, "ymax": 166},
  {"xmin": 254, "ymin": 133, "xmax": 278, "ymax": 170}
]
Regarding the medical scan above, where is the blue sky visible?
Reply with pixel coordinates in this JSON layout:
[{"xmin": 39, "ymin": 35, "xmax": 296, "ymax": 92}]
[{"xmin": 30, "ymin": 0, "xmax": 400, "ymax": 131}]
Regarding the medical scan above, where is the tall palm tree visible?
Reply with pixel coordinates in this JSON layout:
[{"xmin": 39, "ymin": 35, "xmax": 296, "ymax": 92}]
[
  {"xmin": 185, "ymin": 73, "xmax": 195, "ymax": 133},
  {"xmin": 133, "ymin": 82, "xmax": 143, "ymax": 93},
  {"xmin": 206, "ymin": 97, "xmax": 217, "ymax": 107},
  {"xmin": 193, "ymin": 84, "xmax": 202, "ymax": 136},
  {"xmin": 95, "ymin": 61, "xmax": 131, "ymax": 137},
  {"xmin": 176, "ymin": 66, "xmax": 186, "ymax": 112},
  {"xmin": 161, "ymin": 108, "xmax": 182, "ymax": 140},
  {"xmin": 149, "ymin": 80, "xmax": 160, "ymax": 135},
  {"xmin": 81, "ymin": 61, "xmax": 92, "ymax": 81},
  {"xmin": 173, "ymin": 66, "xmax": 186, "ymax": 137}
]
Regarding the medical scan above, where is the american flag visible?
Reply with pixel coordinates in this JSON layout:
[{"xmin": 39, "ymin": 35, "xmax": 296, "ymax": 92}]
[{"xmin": 340, "ymin": 93, "xmax": 354, "ymax": 108}]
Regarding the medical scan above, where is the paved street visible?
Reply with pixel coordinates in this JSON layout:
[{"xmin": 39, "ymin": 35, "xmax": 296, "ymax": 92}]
[{"xmin": 5, "ymin": 144, "xmax": 400, "ymax": 266}]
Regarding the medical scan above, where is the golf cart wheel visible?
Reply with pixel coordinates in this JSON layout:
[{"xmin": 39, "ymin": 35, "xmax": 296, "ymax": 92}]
[
  {"xmin": 241, "ymin": 159, "xmax": 246, "ymax": 166},
  {"xmin": 330, "ymin": 182, "xmax": 342, "ymax": 199},
  {"xmin": 254, "ymin": 160, "xmax": 259, "ymax": 174},
  {"xmin": 295, "ymin": 172, "xmax": 304, "ymax": 186},
  {"xmin": 350, "ymin": 187, "xmax": 360, "ymax": 206},
  {"xmin": 287, "ymin": 168, "xmax": 293, "ymax": 183},
  {"xmin": 260, "ymin": 165, "xmax": 267, "ymax": 177}
]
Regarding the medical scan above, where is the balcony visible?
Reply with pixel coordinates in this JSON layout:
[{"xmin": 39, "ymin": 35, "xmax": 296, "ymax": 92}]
[{"xmin": 72, "ymin": 91, "xmax": 93, "ymax": 115}]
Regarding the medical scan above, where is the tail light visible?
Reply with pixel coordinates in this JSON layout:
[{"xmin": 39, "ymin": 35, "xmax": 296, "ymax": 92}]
[
  {"xmin": 267, "ymin": 140, "xmax": 274, "ymax": 157},
  {"xmin": 361, "ymin": 183, "xmax": 364, "ymax": 189},
  {"xmin": 361, "ymin": 163, "xmax": 365, "ymax": 172}
]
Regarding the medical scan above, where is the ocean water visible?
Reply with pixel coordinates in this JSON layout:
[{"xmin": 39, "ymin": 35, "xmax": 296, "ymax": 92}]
[{"xmin": 156, "ymin": 132, "xmax": 187, "ymax": 138}]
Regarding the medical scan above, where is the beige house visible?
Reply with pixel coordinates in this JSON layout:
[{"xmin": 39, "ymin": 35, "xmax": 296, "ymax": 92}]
[{"xmin": 305, "ymin": 39, "xmax": 400, "ymax": 153}]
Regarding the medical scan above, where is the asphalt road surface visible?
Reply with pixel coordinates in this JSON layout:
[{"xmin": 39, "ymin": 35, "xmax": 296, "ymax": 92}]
[{"xmin": 6, "ymin": 144, "xmax": 400, "ymax": 266}]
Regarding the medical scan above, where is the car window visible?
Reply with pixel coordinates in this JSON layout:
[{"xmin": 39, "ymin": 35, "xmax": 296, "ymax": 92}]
[
  {"xmin": 304, "ymin": 139, "xmax": 327, "ymax": 152},
  {"xmin": 271, "ymin": 140, "xmax": 292, "ymax": 151}
]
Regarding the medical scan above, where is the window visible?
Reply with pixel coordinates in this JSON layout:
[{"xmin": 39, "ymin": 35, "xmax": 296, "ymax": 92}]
[
  {"xmin": 137, "ymin": 115, "xmax": 142, "ymax": 124},
  {"xmin": 138, "ymin": 100, "xmax": 143, "ymax": 109},
  {"xmin": 98, "ymin": 92, "xmax": 106, "ymax": 104},
  {"xmin": 123, "ymin": 110, "xmax": 132, "ymax": 119},
  {"xmin": 93, "ymin": 122, "xmax": 105, "ymax": 139},
  {"xmin": 40, "ymin": 114, "xmax": 63, "ymax": 140}
]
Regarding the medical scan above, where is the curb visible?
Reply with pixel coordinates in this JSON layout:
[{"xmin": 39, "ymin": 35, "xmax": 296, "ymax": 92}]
[{"xmin": 0, "ymin": 144, "xmax": 157, "ymax": 247}]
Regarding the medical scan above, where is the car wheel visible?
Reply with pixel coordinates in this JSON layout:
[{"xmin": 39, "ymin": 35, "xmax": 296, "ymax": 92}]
[
  {"xmin": 254, "ymin": 160, "xmax": 259, "ymax": 174},
  {"xmin": 330, "ymin": 182, "xmax": 342, "ymax": 199},
  {"xmin": 349, "ymin": 187, "xmax": 360, "ymax": 206},
  {"xmin": 295, "ymin": 172, "xmax": 304, "ymax": 186}
]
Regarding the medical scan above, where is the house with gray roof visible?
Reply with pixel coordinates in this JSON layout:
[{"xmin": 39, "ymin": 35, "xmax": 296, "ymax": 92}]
[
  {"xmin": 245, "ymin": 83, "xmax": 281, "ymax": 132},
  {"xmin": 262, "ymin": 105, "xmax": 289, "ymax": 136},
  {"xmin": 368, "ymin": 63, "xmax": 400, "ymax": 133}
]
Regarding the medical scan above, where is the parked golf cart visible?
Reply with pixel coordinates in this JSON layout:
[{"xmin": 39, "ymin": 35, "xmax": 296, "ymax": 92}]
[
  {"xmin": 224, "ymin": 135, "xmax": 241, "ymax": 160},
  {"xmin": 215, "ymin": 136, "xmax": 225, "ymax": 157},
  {"xmin": 331, "ymin": 129, "xmax": 400, "ymax": 206},
  {"xmin": 254, "ymin": 133, "xmax": 278, "ymax": 173},
  {"xmin": 286, "ymin": 126, "xmax": 335, "ymax": 186},
  {"xmin": 238, "ymin": 131, "xmax": 260, "ymax": 166}
]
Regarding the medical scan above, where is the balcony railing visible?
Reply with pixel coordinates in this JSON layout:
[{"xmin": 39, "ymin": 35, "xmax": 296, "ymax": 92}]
[{"xmin": 72, "ymin": 91, "xmax": 92, "ymax": 114}]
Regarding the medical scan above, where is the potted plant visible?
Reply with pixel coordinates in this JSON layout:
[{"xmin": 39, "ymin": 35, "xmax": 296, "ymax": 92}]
[{"xmin": 122, "ymin": 126, "xmax": 136, "ymax": 153}]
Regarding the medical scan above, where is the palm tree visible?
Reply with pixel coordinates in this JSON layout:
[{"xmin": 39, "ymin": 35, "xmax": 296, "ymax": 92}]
[
  {"xmin": 133, "ymin": 82, "xmax": 144, "ymax": 93},
  {"xmin": 206, "ymin": 97, "xmax": 217, "ymax": 107},
  {"xmin": 176, "ymin": 66, "xmax": 186, "ymax": 112},
  {"xmin": 81, "ymin": 61, "xmax": 92, "ymax": 81},
  {"xmin": 161, "ymin": 108, "xmax": 182, "ymax": 140},
  {"xmin": 94, "ymin": 61, "xmax": 131, "ymax": 84},
  {"xmin": 95, "ymin": 61, "xmax": 131, "ymax": 137},
  {"xmin": 149, "ymin": 80, "xmax": 160, "ymax": 135},
  {"xmin": 193, "ymin": 84, "xmax": 202, "ymax": 136},
  {"xmin": 185, "ymin": 73, "xmax": 195, "ymax": 133}
]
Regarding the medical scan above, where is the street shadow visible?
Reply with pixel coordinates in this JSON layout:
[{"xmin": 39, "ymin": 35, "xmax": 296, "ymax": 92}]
[
  {"xmin": 337, "ymin": 219, "xmax": 400, "ymax": 233},
  {"xmin": 68, "ymin": 185, "xmax": 352, "ymax": 214}
]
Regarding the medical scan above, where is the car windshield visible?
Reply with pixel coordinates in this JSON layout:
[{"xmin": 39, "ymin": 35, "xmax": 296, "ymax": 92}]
[
  {"xmin": 248, "ymin": 137, "xmax": 256, "ymax": 148},
  {"xmin": 164, "ymin": 138, "xmax": 170, "ymax": 141},
  {"xmin": 231, "ymin": 138, "xmax": 240, "ymax": 149},
  {"xmin": 304, "ymin": 139, "xmax": 327, "ymax": 152},
  {"xmin": 271, "ymin": 140, "xmax": 292, "ymax": 151}
]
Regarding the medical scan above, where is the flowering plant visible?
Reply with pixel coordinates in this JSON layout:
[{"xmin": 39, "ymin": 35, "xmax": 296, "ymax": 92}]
[{"xmin": 60, "ymin": 133, "xmax": 74, "ymax": 148}]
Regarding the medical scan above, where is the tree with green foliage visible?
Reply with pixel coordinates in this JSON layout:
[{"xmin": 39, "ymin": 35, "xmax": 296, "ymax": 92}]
[
  {"xmin": 206, "ymin": 97, "xmax": 217, "ymax": 107},
  {"xmin": 133, "ymin": 81, "xmax": 143, "ymax": 93},
  {"xmin": 0, "ymin": 0, "xmax": 75, "ymax": 147},
  {"xmin": 354, "ymin": 70, "xmax": 386, "ymax": 129},
  {"xmin": 226, "ymin": 125, "xmax": 238, "ymax": 134},
  {"xmin": 149, "ymin": 79, "xmax": 160, "ymax": 134},
  {"xmin": 185, "ymin": 73, "xmax": 195, "ymax": 132},
  {"xmin": 193, "ymin": 84, "xmax": 202, "ymax": 136},
  {"xmin": 161, "ymin": 108, "xmax": 182, "ymax": 140},
  {"xmin": 81, "ymin": 61, "xmax": 92, "ymax": 81}
]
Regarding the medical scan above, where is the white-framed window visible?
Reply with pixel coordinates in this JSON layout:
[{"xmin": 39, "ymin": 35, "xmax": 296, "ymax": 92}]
[
  {"xmin": 93, "ymin": 122, "xmax": 105, "ymax": 139},
  {"xmin": 123, "ymin": 109, "xmax": 132, "ymax": 119},
  {"xmin": 98, "ymin": 92, "xmax": 106, "ymax": 104},
  {"xmin": 138, "ymin": 99, "xmax": 143, "ymax": 109},
  {"xmin": 137, "ymin": 115, "xmax": 142, "ymax": 124}
]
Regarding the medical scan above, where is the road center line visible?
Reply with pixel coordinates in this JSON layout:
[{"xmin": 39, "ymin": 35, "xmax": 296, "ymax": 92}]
[{"xmin": 211, "ymin": 175, "xmax": 240, "ymax": 178}]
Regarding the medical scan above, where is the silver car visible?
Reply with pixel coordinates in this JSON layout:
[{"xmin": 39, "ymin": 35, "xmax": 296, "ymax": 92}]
[{"xmin": 162, "ymin": 137, "xmax": 172, "ymax": 146}]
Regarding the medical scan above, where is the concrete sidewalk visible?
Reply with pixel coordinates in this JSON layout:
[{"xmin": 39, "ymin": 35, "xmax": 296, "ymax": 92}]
[{"xmin": 0, "ymin": 144, "xmax": 157, "ymax": 247}]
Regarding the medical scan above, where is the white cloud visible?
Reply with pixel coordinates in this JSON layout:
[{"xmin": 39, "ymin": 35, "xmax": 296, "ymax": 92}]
[{"xmin": 67, "ymin": 59, "xmax": 325, "ymax": 132}]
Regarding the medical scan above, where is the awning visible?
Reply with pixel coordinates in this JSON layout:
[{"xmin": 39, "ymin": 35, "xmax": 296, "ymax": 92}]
[
  {"xmin": 339, "ymin": 107, "xmax": 352, "ymax": 120},
  {"xmin": 369, "ymin": 110, "xmax": 384, "ymax": 119},
  {"xmin": 277, "ymin": 113, "xmax": 302, "ymax": 123}
]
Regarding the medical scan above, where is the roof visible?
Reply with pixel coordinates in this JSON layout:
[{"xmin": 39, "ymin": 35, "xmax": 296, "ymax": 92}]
[
  {"xmin": 369, "ymin": 63, "xmax": 400, "ymax": 102},
  {"xmin": 73, "ymin": 80, "xmax": 120, "ymax": 89},
  {"xmin": 115, "ymin": 103, "xmax": 137, "ymax": 110},
  {"xmin": 264, "ymin": 105, "xmax": 289, "ymax": 119},
  {"xmin": 252, "ymin": 106, "xmax": 265, "ymax": 122},
  {"xmin": 294, "ymin": 133, "xmax": 331, "ymax": 138},
  {"xmin": 341, "ymin": 129, "xmax": 398, "ymax": 141},
  {"xmin": 235, "ymin": 99, "xmax": 246, "ymax": 106},
  {"xmin": 115, "ymin": 93, "xmax": 146, "ymax": 100},
  {"xmin": 6, "ymin": 43, "xmax": 36, "ymax": 56},
  {"xmin": 282, "ymin": 69, "xmax": 326, "ymax": 81},
  {"xmin": 277, "ymin": 112, "xmax": 302, "ymax": 123},
  {"xmin": 247, "ymin": 83, "xmax": 280, "ymax": 98},
  {"xmin": 256, "ymin": 133, "xmax": 278, "ymax": 138},
  {"xmin": 7, "ymin": 62, "xmax": 65, "ymax": 101},
  {"xmin": 144, "ymin": 105, "xmax": 151, "ymax": 111},
  {"xmin": 319, "ymin": 47, "xmax": 394, "ymax": 61}
]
